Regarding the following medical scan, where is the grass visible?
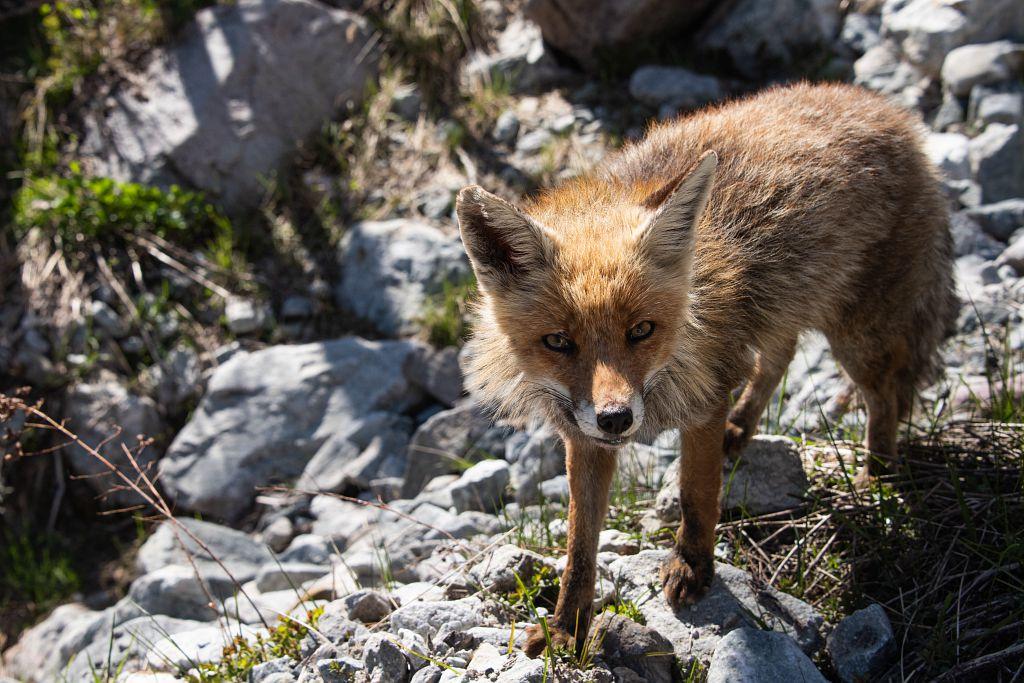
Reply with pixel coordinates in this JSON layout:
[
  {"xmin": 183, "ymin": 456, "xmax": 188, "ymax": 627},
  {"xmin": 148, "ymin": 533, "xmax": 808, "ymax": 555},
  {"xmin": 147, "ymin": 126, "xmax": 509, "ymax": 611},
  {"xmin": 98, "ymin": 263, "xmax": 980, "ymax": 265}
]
[
  {"xmin": 0, "ymin": 525, "xmax": 80, "ymax": 621},
  {"xmin": 420, "ymin": 275, "xmax": 476, "ymax": 347}
]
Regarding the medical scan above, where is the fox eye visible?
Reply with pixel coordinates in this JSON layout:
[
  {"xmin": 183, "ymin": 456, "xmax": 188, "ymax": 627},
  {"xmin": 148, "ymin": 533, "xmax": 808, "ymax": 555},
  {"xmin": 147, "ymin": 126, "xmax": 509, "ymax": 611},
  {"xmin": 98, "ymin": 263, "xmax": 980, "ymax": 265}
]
[
  {"xmin": 627, "ymin": 321, "xmax": 655, "ymax": 343},
  {"xmin": 542, "ymin": 332, "xmax": 574, "ymax": 353}
]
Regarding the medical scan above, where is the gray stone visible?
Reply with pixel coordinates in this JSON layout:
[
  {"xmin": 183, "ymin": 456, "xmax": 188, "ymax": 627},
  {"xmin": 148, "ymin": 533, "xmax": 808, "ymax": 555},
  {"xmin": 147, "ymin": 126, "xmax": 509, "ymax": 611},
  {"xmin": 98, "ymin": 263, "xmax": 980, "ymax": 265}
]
[
  {"xmin": 977, "ymin": 91, "xmax": 1024, "ymax": 126},
  {"xmin": 401, "ymin": 404, "xmax": 493, "ymax": 498},
  {"xmin": 389, "ymin": 597, "xmax": 488, "ymax": 642},
  {"xmin": 507, "ymin": 425, "xmax": 566, "ymax": 504},
  {"xmin": 965, "ymin": 199, "xmax": 1024, "ymax": 241},
  {"xmin": 609, "ymin": 551, "xmax": 824, "ymax": 666},
  {"xmin": 460, "ymin": 17, "xmax": 566, "ymax": 92},
  {"xmin": 839, "ymin": 12, "xmax": 882, "ymax": 55},
  {"xmin": 298, "ymin": 412, "xmax": 413, "ymax": 493},
  {"xmin": 853, "ymin": 41, "xmax": 927, "ymax": 101},
  {"xmin": 539, "ymin": 474, "xmax": 570, "ymax": 503},
  {"xmin": 79, "ymin": 0, "xmax": 379, "ymax": 211},
  {"xmin": 969, "ymin": 123, "xmax": 1024, "ymax": 203},
  {"xmin": 128, "ymin": 565, "xmax": 237, "ymax": 620},
  {"xmin": 363, "ymin": 633, "xmax": 410, "ymax": 683},
  {"xmin": 698, "ymin": 0, "xmax": 841, "ymax": 80},
  {"xmin": 142, "ymin": 345, "xmax": 202, "ymax": 407},
  {"xmin": 598, "ymin": 529, "xmax": 639, "ymax": 555},
  {"xmin": 524, "ymin": 0, "xmax": 715, "ymax": 72},
  {"xmin": 64, "ymin": 615, "xmax": 203, "ymax": 683},
  {"xmin": 706, "ymin": 628, "xmax": 826, "ymax": 683},
  {"xmin": 318, "ymin": 657, "xmax": 363, "ymax": 683},
  {"xmin": 391, "ymin": 83, "xmax": 422, "ymax": 121},
  {"xmin": 516, "ymin": 128, "xmax": 554, "ymax": 155},
  {"xmin": 657, "ymin": 436, "xmax": 808, "ymax": 521},
  {"xmin": 343, "ymin": 590, "xmax": 394, "ymax": 623},
  {"xmin": 252, "ymin": 657, "xmax": 299, "ymax": 683},
  {"xmin": 261, "ymin": 515, "xmax": 295, "ymax": 553},
  {"xmin": 468, "ymin": 544, "xmax": 554, "ymax": 593},
  {"xmin": 64, "ymin": 380, "xmax": 164, "ymax": 508},
  {"xmin": 492, "ymin": 110, "xmax": 521, "ymax": 144},
  {"xmin": 597, "ymin": 614, "xmax": 675, "ymax": 683},
  {"xmin": 88, "ymin": 299, "xmax": 129, "ymax": 338},
  {"xmin": 225, "ymin": 296, "xmax": 270, "ymax": 335},
  {"xmin": 405, "ymin": 345, "xmax": 463, "ymax": 407},
  {"xmin": 1, "ymin": 603, "xmax": 103, "ymax": 682},
  {"xmin": 336, "ymin": 219, "xmax": 470, "ymax": 337},
  {"xmin": 941, "ymin": 41, "xmax": 1024, "ymax": 97},
  {"xmin": 933, "ymin": 90, "xmax": 966, "ymax": 131},
  {"xmin": 925, "ymin": 132, "xmax": 971, "ymax": 181},
  {"xmin": 280, "ymin": 533, "xmax": 334, "ymax": 565},
  {"xmin": 628, "ymin": 66, "xmax": 722, "ymax": 110},
  {"xmin": 221, "ymin": 589, "xmax": 304, "ymax": 625},
  {"xmin": 827, "ymin": 604, "xmax": 897, "ymax": 683},
  {"xmin": 999, "ymin": 231, "xmax": 1024, "ymax": 272},
  {"xmin": 159, "ymin": 338, "xmax": 422, "ymax": 519},
  {"xmin": 951, "ymin": 211, "xmax": 1005, "ymax": 259},
  {"xmin": 449, "ymin": 459, "xmax": 510, "ymax": 513},
  {"xmin": 255, "ymin": 561, "xmax": 327, "ymax": 593},
  {"xmin": 882, "ymin": 0, "xmax": 968, "ymax": 77},
  {"xmin": 147, "ymin": 623, "xmax": 263, "ymax": 669},
  {"xmin": 137, "ymin": 517, "xmax": 274, "ymax": 581}
]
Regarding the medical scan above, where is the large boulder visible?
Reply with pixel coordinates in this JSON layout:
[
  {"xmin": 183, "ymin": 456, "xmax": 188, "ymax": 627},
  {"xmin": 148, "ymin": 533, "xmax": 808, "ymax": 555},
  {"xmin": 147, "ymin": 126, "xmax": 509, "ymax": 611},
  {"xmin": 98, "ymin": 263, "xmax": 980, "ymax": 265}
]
[
  {"xmin": 400, "ymin": 404, "xmax": 493, "ymax": 498},
  {"xmin": 941, "ymin": 41, "xmax": 1024, "ymax": 97},
  {"xmin": 136, "ymin": 516, "xmax": 275, "ymax": 581},
  {"xmin": 706, "ymin": 628, "xmax": 827, "ymax": 683},
  {"xmin": 79, "ymin": 0, "xmax": 379, "ymax": 211},
  {"xmin": 159, "ymin": 338, "xmax": 423, "ymax": 519},
  {"xmin": 336, "ymin": 219, "xmax": 471, "ymax": 337},
  {"xmin": 524, "ymin": 0, "xmax": 715, "ymax": 71},
  {"xmin": 64, "ymin": 379, "xmax": 164, "ymax": 508},
  {"xmin": 608, "ymin": 551, "xmax": 824, "ymax": 667},
  {"xmin": 697, "ymin": 0, "xmax": 842, "ymax": 80}
]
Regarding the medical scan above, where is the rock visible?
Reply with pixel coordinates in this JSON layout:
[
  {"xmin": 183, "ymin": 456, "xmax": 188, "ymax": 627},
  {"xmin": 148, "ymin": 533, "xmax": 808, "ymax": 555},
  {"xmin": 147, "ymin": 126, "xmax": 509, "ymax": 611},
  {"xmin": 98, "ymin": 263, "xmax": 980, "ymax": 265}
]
[
  {"xmin": 827, "ymin": 604, "xmax": 897, "ymax": 683},
  {"xmin": 63, "ymin": 380, "xmax": 164, "ymax": 508},
  {"xmin": 147, "ymin": 623, "xmax": 263, "ymax": 669},
  {"xmin": 64, "ymin": 615, "xmax": 204, "ymax": 683},
  {"xmin": 460, "ymin": 17, "xmax": 566, "ymax": 92},
  {"xmin": 596, "ymin": 614, "xmax": 675, "ymax": 683},
  {"xmin": 221, "ymin": 589, "xmax": 304, "ymax": 625},
  {"xmin": 839, "ymin": 12, "xmax": 882, "ymax": 55},
  {"xmin": 965, "ymin": 199, "xmax": 1024, "ymax": 241},
  {"xmin": 656, "ymin": 436, "xmax": 808, "ymax": 521},
  {"xmin": 941, "ymin": 41, "xmax": 1024, "ymax": 97},
  {"xmin": 976, "ymin": 90, "xmax": 1024, "ymax": 126},
  {"xmin": 128, "ymin": 565, "xmax": 237, "ymax": 620},
  {"xmin": 336, "ymin": 219, "xmax": 470, "ymax": 337},
  {"xmin": 79, "ymin": 0, "xmax": 379, "ymax": 211},
  {"xmin": 1, "ymin": 603, "xmax": 102, "ymax": 682},
  {"xmin": 925, "ymin": 132, "xmax": 971, "ymax": 181},
  {"xmin": 934, "ymin": 90, "xmax": 966, "ymax": 130},
  {"xmin": 598, "ymin": 529, "xmax": 640, "ymax": 555},
  {"xmin": 539, "ymin": 475, "xmax": 570, "ymax": 503},
  {"xmin": 391, "ymin": 83, "xmax": 422, "ymax": 121},
  {"xmin": 515, "ymin": 128, "xmax": 554, "ymax": 155},
  {"xmin": 448, "ymin": 459, "xmax": 510, "ymax": 513},
  {"xmin": 362, "ymin": 634, "xmax": 410, "ymax": 683},
  {"xmin": 628, "ymin": 66, "xmax": 722, "ymax": 111},
  {"xmin": 137, "ymin": 517, "xmax": 274, "ymax": 581},
  {"xmin": 225, "ymin": 296, "xmax": 270, "ymax": 335},
  {"xmin": 252, "ymin": 658, "xmax": 299, "ymax": 683},
  {"xmin": 142, "ymin": 345, "xmax": 202, "ymax": 407},
  {"xmin": 698, "ymin": 0, "xmax": 841, "ymax": 80},
  {"xmin": 401, "ymin": 404, "xmax": 493, "ymax": 498},
  {"xmin": 298, "ymin": 412, "xmax": 413, "ymax": 493},
  {"xmin": 159, "ymin": 338, "xmax": 423, "ymax": 519},
  {"xmin": 255, "ymin": 561, "xmax": 328, "ymax": 593},
  {"xmin": 609, "ymin": 551, "xmax": 824, "ymax": 666},
  {"xmin": 507, "ymin": 425, "xmax": 566, "ymax": 504},
  {"xmin": 261, "ymin": 515, "xmax": 295, "ymax": 552},
  {"xmin": 881, "ymin": 0, "xmax": 968, "ymax": 77},
  {"xmin": 405, "ymin": 346, "xmax": 463, "ymax": 407},
  {"xmin": 951, "ymin": 211, "xmax": 1005, "ymax": 259},
  {"xmin": 88, "ymin": 299, "xmax": 129, "ymax": 338},
  {"xmin": 969, "ymin": 123, "xmax": 1024, "ymax": 203},
  {"xmin": 706, "ymin": 628, "xmax": 827, "ymax": 683},
  {"xmin": 492, "ymin": 110, "xmax": 521, "ymax": 145},
  {"xmin": 524, "ymin": 0, "xmax": 714, "ymax": 72},
  {"xmin": 280, "ymin": 533, "xmax": 333, "ymax": 565},
  {"xmin": 318, "ymin": 658, "xmax": 363, "ymax": 682},
  {"xmin": 853, "ymin": 41, "xmax": 927, "ymax": 102},
  {"xmin": 343, "ymin": 590, "xmax": 394, "ymax": 623},
  {"xmin": 999, "ymin": 231, "xmax": 1024, "ymax": 271},
  {"xmin": 389, "ymin": 597, "xmax": 488, "ymax": 643},
  {"xmin": 468, "ymin": 544, "xmax": 553, "ymax": 593}
]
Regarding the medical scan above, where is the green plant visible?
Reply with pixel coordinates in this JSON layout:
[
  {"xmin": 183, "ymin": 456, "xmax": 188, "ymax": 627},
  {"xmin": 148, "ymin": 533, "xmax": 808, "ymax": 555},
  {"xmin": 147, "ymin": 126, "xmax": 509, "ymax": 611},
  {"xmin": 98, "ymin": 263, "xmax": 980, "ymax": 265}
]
[
  {"xmin": 0, "ymin": 525, "xmax": 80, "ymax": 613},
  {"xmin": 420, "ymin": 276, "xmax": 476, "ymax": 347},
  {"xmin": 602, "ymin": 599, "xmax": 645, "ymax": 625},
  {"xmin": 14, "ymin": 164, "xmax": 231, "ymax": 247},
  {"xmin": 186, "ymin": 606, "xmax": 324, "ymax": 682}
]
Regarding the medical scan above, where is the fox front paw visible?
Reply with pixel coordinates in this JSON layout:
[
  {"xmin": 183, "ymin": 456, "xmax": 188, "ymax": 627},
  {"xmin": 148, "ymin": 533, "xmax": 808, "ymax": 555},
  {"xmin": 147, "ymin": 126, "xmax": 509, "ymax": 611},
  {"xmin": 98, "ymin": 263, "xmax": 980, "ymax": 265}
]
[
  {"xmin": 523, "ymin": 622, "xmax": 574, "ymax": 658},
  {"xmin": 661, "ymin": 552, "xmax": 714, "ymax": 610}
]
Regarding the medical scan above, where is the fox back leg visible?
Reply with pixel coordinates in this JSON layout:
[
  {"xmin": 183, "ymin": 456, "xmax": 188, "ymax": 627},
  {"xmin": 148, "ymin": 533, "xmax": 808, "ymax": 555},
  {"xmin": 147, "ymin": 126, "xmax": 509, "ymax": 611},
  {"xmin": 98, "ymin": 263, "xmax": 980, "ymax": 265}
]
[{"xmin": 724, "ymin": 336, "xmax": 798, "ymax": 457}]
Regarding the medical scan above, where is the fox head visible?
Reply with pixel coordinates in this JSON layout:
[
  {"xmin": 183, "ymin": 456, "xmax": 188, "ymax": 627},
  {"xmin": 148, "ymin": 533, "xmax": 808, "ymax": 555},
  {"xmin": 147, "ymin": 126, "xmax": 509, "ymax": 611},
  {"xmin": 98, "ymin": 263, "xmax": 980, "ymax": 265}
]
[{"xmin": 457, "ymin": 151, "xmax": 718, "ymax": 447}]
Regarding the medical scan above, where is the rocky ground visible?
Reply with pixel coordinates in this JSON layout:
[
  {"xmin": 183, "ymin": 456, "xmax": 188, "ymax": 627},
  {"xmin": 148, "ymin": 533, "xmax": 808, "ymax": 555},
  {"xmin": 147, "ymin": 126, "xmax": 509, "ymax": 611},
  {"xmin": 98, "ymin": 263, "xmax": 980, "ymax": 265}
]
[{"xmin": 1, "ymin": 0, "xmax": 1023, "ymax": 681}]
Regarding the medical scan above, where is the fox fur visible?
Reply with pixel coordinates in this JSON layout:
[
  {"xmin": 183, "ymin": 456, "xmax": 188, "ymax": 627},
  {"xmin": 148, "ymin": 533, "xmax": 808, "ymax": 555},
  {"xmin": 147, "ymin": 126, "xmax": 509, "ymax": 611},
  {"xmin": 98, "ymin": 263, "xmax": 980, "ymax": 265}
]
[{"xmin": 456, "ymin": 82, "xmax": 957, "ymax": 657}]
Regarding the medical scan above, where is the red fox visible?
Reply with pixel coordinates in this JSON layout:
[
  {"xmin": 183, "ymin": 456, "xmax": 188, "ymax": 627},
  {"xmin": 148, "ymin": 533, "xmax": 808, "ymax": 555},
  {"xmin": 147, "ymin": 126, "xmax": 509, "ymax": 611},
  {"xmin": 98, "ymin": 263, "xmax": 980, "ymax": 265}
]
[{"xmin": 456, "ymin": 82, "xmax": 957, "ymax": 657}]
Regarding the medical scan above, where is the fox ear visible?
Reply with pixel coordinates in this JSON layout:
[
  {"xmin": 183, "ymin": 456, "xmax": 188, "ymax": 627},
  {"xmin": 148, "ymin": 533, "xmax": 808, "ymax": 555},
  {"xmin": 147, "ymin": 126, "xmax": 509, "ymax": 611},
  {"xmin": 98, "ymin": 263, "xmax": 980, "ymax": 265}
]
[
  {"xmin": 456, "ymin": 185, "xmax": 553, "ymax": 290},
  {"xmin": 637, "ymin": 150, "xmax": 717, "ymax": 268}
]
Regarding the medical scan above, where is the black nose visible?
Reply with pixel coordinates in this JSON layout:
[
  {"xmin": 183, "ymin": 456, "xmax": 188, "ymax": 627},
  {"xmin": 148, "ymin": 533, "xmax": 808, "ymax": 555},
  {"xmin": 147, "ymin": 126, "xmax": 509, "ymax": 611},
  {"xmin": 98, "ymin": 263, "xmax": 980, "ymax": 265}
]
[{"xmin": 597, "ymin": 407, "xmax": 633, "ymax": 435}]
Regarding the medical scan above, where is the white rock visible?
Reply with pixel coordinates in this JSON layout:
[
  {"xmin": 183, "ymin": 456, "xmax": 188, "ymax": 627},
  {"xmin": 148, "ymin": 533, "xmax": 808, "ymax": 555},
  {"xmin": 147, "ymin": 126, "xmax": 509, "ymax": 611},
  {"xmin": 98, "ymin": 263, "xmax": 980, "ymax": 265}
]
[
  {"xmin": 706, "ymin": 628, "xmax": 826, "ymax": 683},
  {"xmin": 925, "ymin": 132, "xmax": 971, "ymax": 182},
  {"xmin": 941, "ymin": 41, "xmax": 1024, "ymax": 97}
]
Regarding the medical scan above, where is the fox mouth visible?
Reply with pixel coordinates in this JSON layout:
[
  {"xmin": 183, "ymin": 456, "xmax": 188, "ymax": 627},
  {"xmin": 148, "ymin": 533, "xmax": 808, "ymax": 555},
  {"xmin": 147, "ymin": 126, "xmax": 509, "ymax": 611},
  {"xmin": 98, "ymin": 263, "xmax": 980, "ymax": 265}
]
[{"xmin": 594, "ymin": 435, "xmax": 629, "ymax": 447}]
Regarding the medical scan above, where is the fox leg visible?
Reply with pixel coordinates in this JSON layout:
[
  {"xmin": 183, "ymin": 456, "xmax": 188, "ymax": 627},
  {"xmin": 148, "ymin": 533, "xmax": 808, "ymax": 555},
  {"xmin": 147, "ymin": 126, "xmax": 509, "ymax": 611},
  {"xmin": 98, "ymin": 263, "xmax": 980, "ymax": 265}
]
[
  {"xmin": 724, "ymin": 337, "xmax": 797, "ymax": 457},
  {"xmin": 524, "ymin": 438, "xmax": 615, "ymax": 658},
  {"xmin": 663, "ymin": 400, "xmax": 728, "ymax": 609}
]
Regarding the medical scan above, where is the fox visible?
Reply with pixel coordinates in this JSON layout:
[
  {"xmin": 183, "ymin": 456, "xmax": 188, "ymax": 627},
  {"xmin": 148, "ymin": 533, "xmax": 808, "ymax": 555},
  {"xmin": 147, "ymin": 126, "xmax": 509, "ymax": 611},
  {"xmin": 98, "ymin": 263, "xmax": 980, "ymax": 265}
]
[{"xmin": 455, "ymin": 82, "xmax": 957, "ymax": 657}]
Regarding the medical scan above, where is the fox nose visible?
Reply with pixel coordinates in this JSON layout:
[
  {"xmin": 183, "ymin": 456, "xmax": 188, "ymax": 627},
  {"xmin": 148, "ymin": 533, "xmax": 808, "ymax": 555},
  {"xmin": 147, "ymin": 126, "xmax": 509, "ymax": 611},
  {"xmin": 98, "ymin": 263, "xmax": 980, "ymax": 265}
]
[{"xmin": 597, "ymin": 407, "xmax": 633, "ymax": 435}]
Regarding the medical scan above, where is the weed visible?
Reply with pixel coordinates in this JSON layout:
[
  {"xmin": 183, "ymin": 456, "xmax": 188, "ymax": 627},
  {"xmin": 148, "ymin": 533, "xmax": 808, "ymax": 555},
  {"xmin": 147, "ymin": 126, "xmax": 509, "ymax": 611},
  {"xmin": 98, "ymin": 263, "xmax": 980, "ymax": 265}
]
[
  {"xmin": 602, "ymin": 598, "xmax": 645, "ymax": 625},
  {"xmin": 420, "ymin": 275, "xmax": 476, "ymax": 347},
  {"xmin": 0, "ymin": 525, "xmax": 79, "ymax": 614}
]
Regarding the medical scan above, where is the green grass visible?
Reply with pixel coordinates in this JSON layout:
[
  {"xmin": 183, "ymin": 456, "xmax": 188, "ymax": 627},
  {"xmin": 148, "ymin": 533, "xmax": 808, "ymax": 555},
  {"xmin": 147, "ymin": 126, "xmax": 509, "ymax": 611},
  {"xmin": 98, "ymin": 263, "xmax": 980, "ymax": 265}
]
[
  {"xmin": 420, "ymin": 276, "xmax": 476, "ymax": 347},
  {"xmin": 602, "ymin": 598, "xmax": 645, "ymax": 625},
  {"xmin": 0, "ymin": 525, "xmax": 80, "ymax": 617}
]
